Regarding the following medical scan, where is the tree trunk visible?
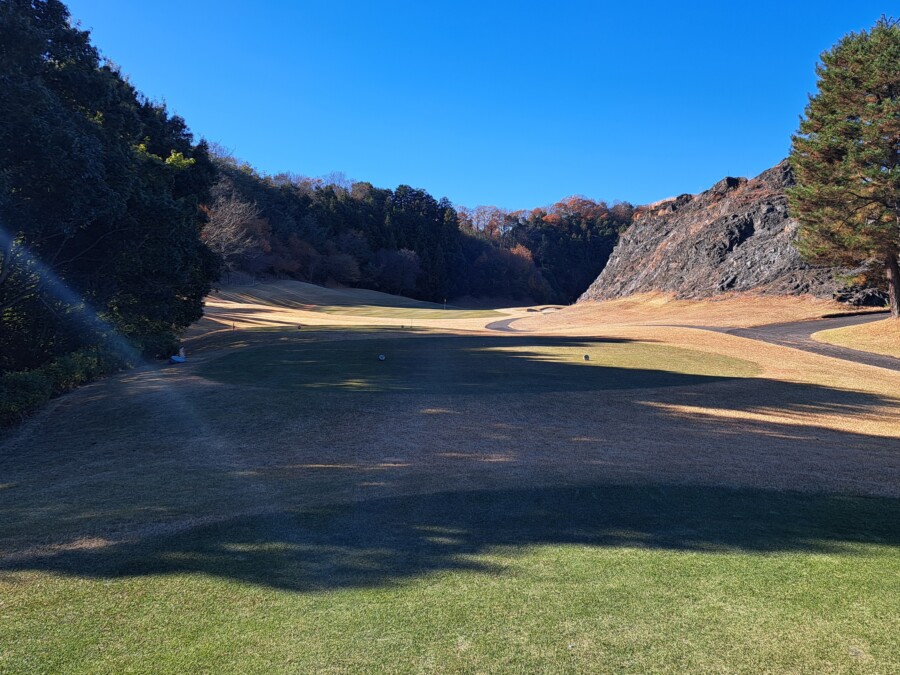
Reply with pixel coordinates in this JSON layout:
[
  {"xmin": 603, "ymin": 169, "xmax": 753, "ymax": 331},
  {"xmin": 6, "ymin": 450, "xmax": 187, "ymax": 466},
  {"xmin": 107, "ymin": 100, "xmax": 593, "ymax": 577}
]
[{"xmin": 887, "ymin": 251, "xmax": 900, "ymax": 318}]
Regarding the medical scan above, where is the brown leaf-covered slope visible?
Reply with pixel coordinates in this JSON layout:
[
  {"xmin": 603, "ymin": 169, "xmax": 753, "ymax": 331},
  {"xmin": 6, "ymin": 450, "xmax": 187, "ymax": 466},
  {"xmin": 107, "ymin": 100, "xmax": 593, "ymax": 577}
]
[{"xmin": 579, "ymin": 161, "xmax": 851, "ymax": 303}]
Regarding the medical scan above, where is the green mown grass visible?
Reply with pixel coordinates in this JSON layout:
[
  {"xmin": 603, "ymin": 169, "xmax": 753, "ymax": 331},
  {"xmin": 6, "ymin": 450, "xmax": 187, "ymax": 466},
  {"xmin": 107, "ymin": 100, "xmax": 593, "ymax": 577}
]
[{"xmin": 2, "ymin": 485, "xmax": 898, "ymax": 673}]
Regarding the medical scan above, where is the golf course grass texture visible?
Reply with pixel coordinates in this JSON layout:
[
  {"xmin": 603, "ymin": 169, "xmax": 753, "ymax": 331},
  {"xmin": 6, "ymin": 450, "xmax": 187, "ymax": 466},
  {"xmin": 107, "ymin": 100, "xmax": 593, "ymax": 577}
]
[
  {"xmin": 3, "ymin": 486, "xmax": 898, "ymax": 673},
  {"xmin": 198, "ymin": 335, "xmax": 762, "ymax": 394},
  {"xmin": 4, "ymin": 329, "xmax": 898, "ymax": 672}
]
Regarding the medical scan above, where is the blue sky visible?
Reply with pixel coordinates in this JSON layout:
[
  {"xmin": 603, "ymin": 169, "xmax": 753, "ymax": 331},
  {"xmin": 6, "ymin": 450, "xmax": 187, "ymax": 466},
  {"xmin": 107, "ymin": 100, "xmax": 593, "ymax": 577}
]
[{"xmin": 66, "ymin": 1, "xmax": 890, "ymax": 210}]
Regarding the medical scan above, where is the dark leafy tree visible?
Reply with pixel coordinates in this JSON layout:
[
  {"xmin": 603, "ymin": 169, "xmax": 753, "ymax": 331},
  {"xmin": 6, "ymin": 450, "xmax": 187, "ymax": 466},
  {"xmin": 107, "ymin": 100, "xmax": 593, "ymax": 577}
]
[
  {"xmin": 0, "ymin": 0, "xmax": 219, "ymax": 370},
  {"xmin": 502, "ymin": 198, "xmax": 632, "ymax": 302},
  {"xmin": 210, "ymin": 151, "xmax": 632, "ymax": 305},
  {"xmin": 373, "ymin": 249, "xmax": 421, "ymax": 294},
  {"xmin": 788, "ymin": 16, "xmax": 900, "ymax": 317}
]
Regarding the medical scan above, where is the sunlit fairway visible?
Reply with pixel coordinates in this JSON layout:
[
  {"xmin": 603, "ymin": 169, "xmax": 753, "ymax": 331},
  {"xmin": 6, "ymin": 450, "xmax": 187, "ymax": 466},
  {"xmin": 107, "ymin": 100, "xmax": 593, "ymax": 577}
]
[{"xmin": 2, "ymin": 290, "xmax": 899, "ymax": 673}]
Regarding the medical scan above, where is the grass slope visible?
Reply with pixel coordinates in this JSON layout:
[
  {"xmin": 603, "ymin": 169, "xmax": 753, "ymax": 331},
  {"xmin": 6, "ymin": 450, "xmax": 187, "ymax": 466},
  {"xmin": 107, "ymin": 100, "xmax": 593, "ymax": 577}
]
[
  {"xmin": 213, "ymin": 280, "xmax": 503, "ymax": 320},
  {"xmin": 515, "ymin": 292, "xmax": 864, "ymax": 330}
]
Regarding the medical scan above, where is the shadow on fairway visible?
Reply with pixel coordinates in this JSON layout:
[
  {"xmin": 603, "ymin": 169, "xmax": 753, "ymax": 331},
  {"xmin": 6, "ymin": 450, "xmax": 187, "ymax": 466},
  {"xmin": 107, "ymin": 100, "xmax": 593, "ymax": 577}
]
[
  {"xmin": 3, "ymin": 331, "xmax": 899, "ymax": 592},
  {"xmin": 3, "ymin": 484, "xmax": 897, "ymax": 592},
  {"xmin": 196, "ymin": 334, "xmax": 761, "ymax": 394}
]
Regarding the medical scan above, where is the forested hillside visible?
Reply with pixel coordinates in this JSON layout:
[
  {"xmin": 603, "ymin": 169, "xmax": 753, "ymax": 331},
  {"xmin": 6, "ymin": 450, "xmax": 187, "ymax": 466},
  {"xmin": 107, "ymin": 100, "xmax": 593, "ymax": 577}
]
[
  {"xmin": 205, "ymin": 156, "xmax": 632, "ymax": 305},
  {"xmin": 1, "ymin": 0, "xmax": 218, "ymax": 379},
  {"xmin": 0, "ymin": 0, "xmax": 630, "ymax": 423}
]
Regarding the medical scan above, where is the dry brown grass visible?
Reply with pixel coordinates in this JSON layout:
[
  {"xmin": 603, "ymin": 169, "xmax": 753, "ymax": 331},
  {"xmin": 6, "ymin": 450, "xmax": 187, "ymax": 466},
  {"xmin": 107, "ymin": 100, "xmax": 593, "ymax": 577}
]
[
  {"xmin": 514, "ymin": 292, "xmax": 858, "ymax": 332},
  {"xmin": 813, "ymin": 317, "xmax": 900, "ymax": 359},
  {"xmin": 197, "ymin": 279, "xmax": 525, "ymax": 334},
  {"xmin": 2, "ymin": 289, "xmax": 899, "ymax": 559}
]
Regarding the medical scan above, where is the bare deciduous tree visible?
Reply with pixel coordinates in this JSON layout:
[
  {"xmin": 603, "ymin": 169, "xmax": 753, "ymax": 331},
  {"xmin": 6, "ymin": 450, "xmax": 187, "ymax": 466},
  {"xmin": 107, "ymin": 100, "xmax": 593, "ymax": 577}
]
[{"xmin": 201, "ymin": 190, "xmax": 261, "ymax": 273}]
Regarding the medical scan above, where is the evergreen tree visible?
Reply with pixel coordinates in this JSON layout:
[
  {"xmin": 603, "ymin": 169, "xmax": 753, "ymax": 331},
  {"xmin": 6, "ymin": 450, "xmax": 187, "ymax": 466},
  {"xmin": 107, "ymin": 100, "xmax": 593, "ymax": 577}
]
[
  {"xmin": 788, "ymin": 17, "xmax": 900, "ymax": 317},
  {"xmin": 0, "ymin": 0, "xmax": 219, "ymax": 369}
]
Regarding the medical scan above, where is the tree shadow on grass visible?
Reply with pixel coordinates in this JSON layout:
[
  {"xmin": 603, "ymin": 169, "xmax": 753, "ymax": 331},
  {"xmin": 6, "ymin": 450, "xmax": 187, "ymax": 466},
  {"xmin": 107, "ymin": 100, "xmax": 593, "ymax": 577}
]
[
  {"xmin": 195, "ymin": 334, "xmax": 762, "ymax": 394},
  {"xmin": 3, "ymin": 483, "xmax": 897, "ymax": 592},
  {"xmin": 2, "ymin": 331, "xmax": 899, "ymax": 593}
]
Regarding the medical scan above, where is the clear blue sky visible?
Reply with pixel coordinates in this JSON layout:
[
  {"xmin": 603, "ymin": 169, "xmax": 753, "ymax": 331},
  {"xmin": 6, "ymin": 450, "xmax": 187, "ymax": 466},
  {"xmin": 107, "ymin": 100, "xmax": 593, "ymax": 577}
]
[{"xmin": 66, "ymin": 0, "xmax": 890, "ymax": 210}]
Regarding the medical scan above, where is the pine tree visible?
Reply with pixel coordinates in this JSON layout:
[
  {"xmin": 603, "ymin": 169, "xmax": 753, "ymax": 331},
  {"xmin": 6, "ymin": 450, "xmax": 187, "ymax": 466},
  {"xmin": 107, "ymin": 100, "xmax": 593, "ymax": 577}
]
[{"xmin": 788, "ymin": 16, "xmax": 900, "ymax": 317}]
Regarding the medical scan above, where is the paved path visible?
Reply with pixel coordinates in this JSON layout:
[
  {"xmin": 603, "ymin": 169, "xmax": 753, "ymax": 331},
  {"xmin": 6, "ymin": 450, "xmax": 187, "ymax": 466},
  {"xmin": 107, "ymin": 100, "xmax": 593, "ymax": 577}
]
[
  {"xmin": 700, "ymin": 312, "xmax": 899, "ymax": 372},
  {"xmin": 487, "ymin": 310, "xmax": 898, "ymax": 372}
]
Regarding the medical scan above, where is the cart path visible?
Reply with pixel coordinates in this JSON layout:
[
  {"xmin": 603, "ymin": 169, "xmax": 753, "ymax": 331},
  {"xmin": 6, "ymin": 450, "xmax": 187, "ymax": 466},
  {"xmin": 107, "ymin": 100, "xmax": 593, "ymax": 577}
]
[
  {"xmin": 703, "ymin": 312, "xmax": 898, "ymax": 372},
  {"xmin": 487, "ymin": 311, "xmax": 899, "ymax": 372}
]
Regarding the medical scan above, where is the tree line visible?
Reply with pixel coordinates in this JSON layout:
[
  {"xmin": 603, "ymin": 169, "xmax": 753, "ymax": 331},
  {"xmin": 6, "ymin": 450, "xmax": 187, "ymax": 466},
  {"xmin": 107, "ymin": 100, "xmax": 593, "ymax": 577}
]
[{"xmin": 204, "ymin": 155, "xmax": 633, "ymax": 307}]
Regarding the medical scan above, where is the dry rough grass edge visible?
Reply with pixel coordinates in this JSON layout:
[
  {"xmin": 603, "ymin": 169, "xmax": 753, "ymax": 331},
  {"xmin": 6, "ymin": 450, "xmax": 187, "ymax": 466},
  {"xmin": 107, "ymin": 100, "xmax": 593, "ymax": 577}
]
[{"xmin": 813, "ymin": 318, "xmax": 900, "ymax": 359}]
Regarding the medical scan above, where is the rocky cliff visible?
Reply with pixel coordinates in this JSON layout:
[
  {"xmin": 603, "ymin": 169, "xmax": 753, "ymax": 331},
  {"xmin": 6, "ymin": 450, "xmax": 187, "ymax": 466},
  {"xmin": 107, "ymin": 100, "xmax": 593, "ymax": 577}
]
[{"xmin": 579, "ymin": 161, "xmax": 850, "ymax": 303}]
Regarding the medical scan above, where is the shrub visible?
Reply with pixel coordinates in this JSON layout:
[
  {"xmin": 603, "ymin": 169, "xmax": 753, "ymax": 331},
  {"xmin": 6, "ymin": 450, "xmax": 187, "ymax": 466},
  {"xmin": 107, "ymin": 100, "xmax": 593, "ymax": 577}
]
[
  {"xmin": 40, "ymin": 351, "xmax": 100, "ymax": 395},
  {"xmin": 0, "ymin": 348, "xmax": 128, "ymax": 427},
  {"xmin": 134, "ymin": 332, "xmax": 180, "ymax": 360},
  {"xmin": 0, "ymin": 371, "xmax": 53, "ymax": 426}
]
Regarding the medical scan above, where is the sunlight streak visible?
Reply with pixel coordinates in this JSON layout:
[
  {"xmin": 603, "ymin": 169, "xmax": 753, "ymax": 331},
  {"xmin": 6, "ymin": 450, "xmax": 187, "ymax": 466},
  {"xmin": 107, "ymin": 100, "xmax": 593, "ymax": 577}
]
[{"xmin": 0, "ymin": 225, "xmax": 140, "ymax": 363}]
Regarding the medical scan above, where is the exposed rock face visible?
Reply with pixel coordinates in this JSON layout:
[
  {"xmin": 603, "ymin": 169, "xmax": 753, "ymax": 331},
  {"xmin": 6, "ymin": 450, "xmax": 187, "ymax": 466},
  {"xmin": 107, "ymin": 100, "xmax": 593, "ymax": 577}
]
[{"xmin": 579, "ymin": 161, "xmax": 847, "ymax": 303}]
